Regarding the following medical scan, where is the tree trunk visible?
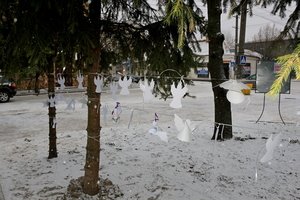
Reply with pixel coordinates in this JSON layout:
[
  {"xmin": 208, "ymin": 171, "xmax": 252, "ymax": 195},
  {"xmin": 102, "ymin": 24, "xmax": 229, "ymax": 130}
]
[
  {"xmin": 207, "ymin": 0, "xmax": 232, "ymax": 140},
  {"xmin": 83, "ymin": 48, "xmax": 101, "ymax": 195},
  {"xmin": 48, "ymin": 59, "xmax": 58, "ymax": 159}
]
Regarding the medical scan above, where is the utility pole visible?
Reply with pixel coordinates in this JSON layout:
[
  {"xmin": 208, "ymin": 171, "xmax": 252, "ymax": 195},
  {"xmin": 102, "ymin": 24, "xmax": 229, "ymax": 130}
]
[
  {"xmin": 234, "ymin": 15, "xmax": 239, "ymax": 79},
  {"xmin": 237, "ymin": 0, "xmax": 247, "ymax": 79}
]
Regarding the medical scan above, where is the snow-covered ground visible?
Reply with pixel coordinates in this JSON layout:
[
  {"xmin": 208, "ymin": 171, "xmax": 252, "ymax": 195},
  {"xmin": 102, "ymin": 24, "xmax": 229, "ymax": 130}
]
[{"xmin": 0, "ymin": 81, "xmax": 299, "ymax": 200}]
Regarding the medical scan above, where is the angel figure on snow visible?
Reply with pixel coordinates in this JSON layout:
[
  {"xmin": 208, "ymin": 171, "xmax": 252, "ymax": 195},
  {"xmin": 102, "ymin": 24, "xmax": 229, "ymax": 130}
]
[
  {"xmin": 119, "ymin": 76, "xmax": 132, "ymax": 95},
  {"xmin": 170, "ymin": 81, "xmax": 188, "ymax": 109},
  {"xmin": 140, "ymin": 78, "xmax": 155, "ymax": 102},
  {"xmin": 94, "ymin": 75, "xmax": 103, "ymax": 93},
  {"xmin": 112, "ymin": 102, "xmax": 122, "ymax": 122},
  {"xmin": 57, "ymin": 74, "xmax": 65, "ymax": 90}
]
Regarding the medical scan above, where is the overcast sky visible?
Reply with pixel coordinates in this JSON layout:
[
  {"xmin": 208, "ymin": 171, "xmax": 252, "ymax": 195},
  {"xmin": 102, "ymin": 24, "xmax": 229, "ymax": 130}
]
[
  {"xmin": 147, "ymin": 1, "xmax": 293, "ymax": 42},
  {"xmin": 220, "ymin": 6, "xmax": 293, "ymax": 42}
]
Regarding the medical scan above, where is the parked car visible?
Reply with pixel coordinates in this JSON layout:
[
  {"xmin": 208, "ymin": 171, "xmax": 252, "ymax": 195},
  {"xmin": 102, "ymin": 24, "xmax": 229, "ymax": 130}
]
[
  {"xmin": 0, "ymin": 75, "xmax": 17, "ymax": 102},
  {"xmin": 242, "ymin": 74, "xmax": 256, "ymax": 89}
]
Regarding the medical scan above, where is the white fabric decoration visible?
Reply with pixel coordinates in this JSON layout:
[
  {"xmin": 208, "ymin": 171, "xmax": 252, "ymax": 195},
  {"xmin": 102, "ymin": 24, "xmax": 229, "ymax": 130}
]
[
  {"xmin": 260, "ymin": 133, "xmax": 282, "ymax": 163},
  {"xmin": 112, "ymin": 102, "xmax": 122, "ymax": 122},
  {"xmin": 219, "ymin": 80, "xmax": 249, "ymax": 104},
  {"xmin": 119, "ymin": 76, "xmax": 132, "ymax": 95},
  {"xmin": 219, "ymin": 79, "xmax": 250, "ymax": 91},
  {"xmin": 48, "ymin": 96, "xmax": 56, "ymax": 107},
  {"xmin": 77, "ymin": 72, "xmax": 84, "ymax": 89},
  {"xmin": 140, "ymin": 78, "xmax": 155, "ymax": 102},
  {"xmin": 174, "ymin": 114, "xmax": 192, "ymax": 142},
  {"xmin": 170, "ymin": 81, "xmax": 188, "ymax": 109},
  {"xmin": 149, "ymin": 113, "xmax": 168, "ymax": 142},
  {"xmin": 57, "ymin": 74, "xmax": 65, "ymax": 90},
  {"xmin": 226, "ymin": 90, "xmax": 245, "ymax": 104},
  {"xmin": 110, "ymin": 82, "xmax": 119, "ymax": 100},
  {"xmin": 94, "ymin": 75, "xmax": 103, "ymax": 93}
]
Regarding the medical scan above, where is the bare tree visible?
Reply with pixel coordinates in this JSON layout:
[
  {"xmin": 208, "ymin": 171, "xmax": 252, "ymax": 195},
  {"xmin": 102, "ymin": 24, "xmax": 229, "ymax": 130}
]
[{"xmin": 252, "ymin": 24, "xmax": 281, "ymax": 42}]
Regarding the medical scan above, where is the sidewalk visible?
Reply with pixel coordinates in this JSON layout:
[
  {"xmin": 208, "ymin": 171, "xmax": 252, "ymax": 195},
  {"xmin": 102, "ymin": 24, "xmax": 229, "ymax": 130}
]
[{"xmin": 16, "ymin": 86, "xmax": 86, "ymax": 96}]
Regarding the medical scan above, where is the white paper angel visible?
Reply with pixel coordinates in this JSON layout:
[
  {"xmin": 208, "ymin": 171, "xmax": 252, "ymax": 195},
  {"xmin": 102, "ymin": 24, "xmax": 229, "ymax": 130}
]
[
  {"xmin": 94, "ymin": 75, "xmax": 103, "ymax": 93},
  {"xmin": 52, "ymin": 117, "xmax": 57, "ymax": 129},
  {"xmin": 77, "ymin": 72, "xmax": 84, "ymax": 89},
  {"xmin": 102, "ymin": 104, "xmax": 109, "ymax": 123},
  {"xmin": 119, "ymin": 76, "xmax": 132, "ymax": 95},
  {"xmin": 149, "ymin": 113, "xmax": 168, "ymax": 142},
  {"xmin": 170, "ymin": 81, "xmax": 188, "ymax": 109},
  {"xmin": 110, "ymin": 81, "xmax": 119, "ymax": 100},
  {"xmin": 260, "ymin": 133, "xmax": 282, "ymax": 163},
  {"xmin": 79, "ymin": 96, "xmax": 88, "ymax": 108},
  {"xmin": 174, "ymin": 114, "xmax": 194, "ymax": 142},
  {"xmin": 219, "ymin": 79, "xmax": 250, "ymax": 104},
  {"xmin": 140, "ymin": 78, "xmax": 155, "ymax": 102},
  {"xmin": 112, "ymin": 102, "xmax": 122, "ymax": 122},
  {"xmin": 65, "ymin": 99, "xmax": 76, "ymax": 111},
  {"xmin": 48, "ymin": 96, "xmax": 56, "ymax": 107},
  {"xmin": 57, "ymin": 74, "xmax": 65, "ymax": 90}
]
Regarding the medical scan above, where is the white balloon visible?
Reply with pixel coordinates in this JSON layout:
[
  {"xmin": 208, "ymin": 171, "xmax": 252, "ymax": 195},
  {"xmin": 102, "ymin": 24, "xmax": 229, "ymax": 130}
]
[{"xmin": 226, "ymin": 90, "xmax": 245, "ymax": 104}]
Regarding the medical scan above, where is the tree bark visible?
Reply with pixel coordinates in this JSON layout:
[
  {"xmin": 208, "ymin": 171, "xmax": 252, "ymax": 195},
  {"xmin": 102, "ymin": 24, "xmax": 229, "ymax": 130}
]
[
  {"xmin": 83, "ymin": 48, "xmax": 101, "ymax": 195},
  {"xmin": 207, "ymin": 0, "xmax": 232, "ymax": 140},
  {"xmin": 48, "ymin": 58, "xmax": 58, "ymax": 159}
]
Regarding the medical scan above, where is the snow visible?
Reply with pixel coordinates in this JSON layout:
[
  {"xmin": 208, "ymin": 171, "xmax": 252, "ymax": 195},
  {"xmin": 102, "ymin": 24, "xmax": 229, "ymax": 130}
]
[{"xmin": 0, "ymin": 81, "xmax": 299, "ymax": 200}]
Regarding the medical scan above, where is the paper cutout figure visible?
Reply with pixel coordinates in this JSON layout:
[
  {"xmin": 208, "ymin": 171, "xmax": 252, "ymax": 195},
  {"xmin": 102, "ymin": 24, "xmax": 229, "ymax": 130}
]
[
  {"xmin": 149, "ymin": 113, "xmax": 168, "ymax": 142},
  {"xmin": 119, "ymin": 76, "xmax": 132, "ymax": 95},
  {"xmin": 174, "ymin": 114, "xmax": 192, "ymax": 142},
  {"xmin": 260, "ymin": 133, "xmax": 282, "ymax": 163},
  {"xmin": 102, "ymin": 104, "xmax": 109, "ymax": 123},
  {"xmin": 57, "ymin": 74, "xmax": 65, "ymax": 90},
  {"xmin": 110, "ymin": 82, "xmax": 119, "ymax": 100},
  {"xmin": 170, "ymin": 81, "xmax": 188, "ymax": 109},
  {"xmin": 149, "ymin": 113, "xmax": 159, "ymax": 134},
  {"xmin": 79, "ymin": 96, "xmax": 88, "ymax": 108},
  {"xmin": 77, "ymin": 72, "xmax": 84, "ymax": 89},
  {"xmin": 94, "ymin": 75, "xmax": 103, "ymax": 93},
  {"xmin": 48, "ymin": 96, "xmax": 56, "ymax": 107},
  {"xmin": 55, "ymin": 94, "xmax": 65, "ymax": 103},
  {"xmin": 65, "ymin": 99, "xmax": 76, "ymax": 111},
  {"xmin": 52, "ymin": 118, "xmax": 56, "ymax": 129},
  {"xmin": 140, "ymin": 78, "xmax": 155, "ymax": 102},
  {"xmin": 112, "ymin": 102, "xmax": 122, "ymax": 122}
]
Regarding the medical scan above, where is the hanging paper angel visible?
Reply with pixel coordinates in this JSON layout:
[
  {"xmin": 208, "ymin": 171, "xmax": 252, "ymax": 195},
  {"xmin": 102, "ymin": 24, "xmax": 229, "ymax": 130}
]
[
  {"xmin": 112, "ymin": 102, "xmax": 122, "ymax": 122},
  {"xmin": 174, "ymin": 114, "xmax": 196, "ymax": 142},
  {"xmin": 119, "ymin": 76, "xmax": 132, "ymax": 95},
  {"xmin": 170, "ymin": 81, "xmax": 188, "ymax": 109},
  {"xmin": 57, "ymin": 74, "xmax": 65, "ymax": 90},
  {"xmin": 260, "ymin": 133, "xmax": 282, "ymax": 163},
  {"xmin": 219, "ymin": 79, "xmax": 250, "ymax": 104},
  {"xmin": 52, "ymin": 117, "xmax": 57, "ymax": 129},
  {"xmin": 149, "ymin": 113, "xmax": 168, "ymax": 142},
  {"xmin": 110, "ymin": 81, "xmax": 119, "ymax": 100},
  {"xmin": 94, "ymin": 75, "xmax": 103, "ymax": 93},
  {"xmin": 140, "ymin": 78, "xmax": 155, "ymax": 102},
  {"xmin": 48, "ymin": 96, "xmax": 56, "ymax": 107},
  {"xmin": 77, "ymin": 72, "xmax": 84, "ymax": 89}
]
